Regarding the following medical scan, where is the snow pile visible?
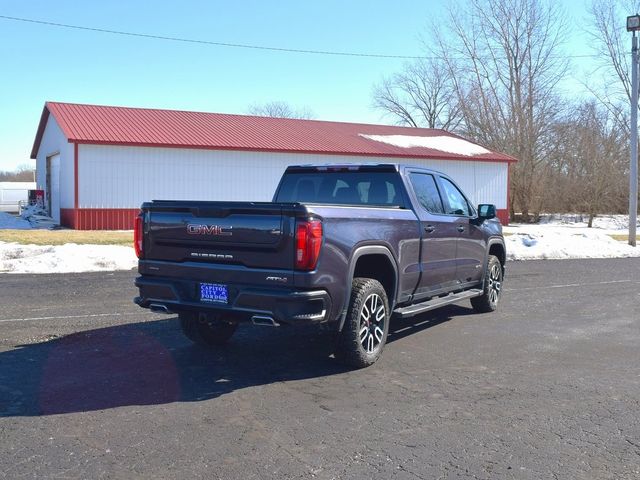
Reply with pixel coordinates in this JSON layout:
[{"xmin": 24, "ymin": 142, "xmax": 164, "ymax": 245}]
[
  {"xmin": 19, "ymin": 203, "xmax": 47, "ymax": 219},
  {"xmin": 360, "ymin": 134, "xmax": 490, "ymax": 156},
  {"xmin": 0, "ymin": 207, "xmax": 58, "ymax": 230},
  {"xmin": 19, "ymin": 204, "xmax": 58, "ymax": 229},
  {"xmin": 0, "ymin": 212, "xmax": 32, "ymax": 230},
  {"xmin": 505, "ymin": 224, "xmax": 640, "ymax": 260},
  {"xmin": 0, "ymin": 242, "xmax": 137, "ymax": 274}
]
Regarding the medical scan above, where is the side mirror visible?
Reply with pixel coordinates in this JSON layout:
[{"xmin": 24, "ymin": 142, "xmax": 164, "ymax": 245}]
[{"xmin": 477, "ymin": 204, "xmax": 496, "ymax": 221}]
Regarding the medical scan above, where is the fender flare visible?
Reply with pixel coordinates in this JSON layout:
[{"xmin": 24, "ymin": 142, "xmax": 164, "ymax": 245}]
[
  {"xmin": 338, "ymin": 245, "xmax": 399, "ymax": 331},
  {"xmin": 486, "ymin": 238, "xmax": 506, "ymax": 263},
  {"xmin": 485, "ymin": 238, "xmax": 507, "ymax": 285}
]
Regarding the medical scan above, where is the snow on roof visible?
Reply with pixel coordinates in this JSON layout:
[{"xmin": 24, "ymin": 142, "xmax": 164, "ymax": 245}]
[
  {"xmin": 359, "ymin": 134, "xmax": 491, "ymax": 157},
  {"xmin": 31, "ymin": 102, "xmax": 517, "ymax": 163}
]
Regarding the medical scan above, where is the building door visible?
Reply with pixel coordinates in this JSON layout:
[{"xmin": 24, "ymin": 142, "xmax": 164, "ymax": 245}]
[{"xmin": 46, "ymin": 154, "xmax": 61, "ymax": 223}]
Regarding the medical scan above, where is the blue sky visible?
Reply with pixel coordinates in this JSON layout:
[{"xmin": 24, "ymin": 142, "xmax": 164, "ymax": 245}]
[{"xmin": 0, "ymin": 0, "xmax": 608, "ymax": 170}]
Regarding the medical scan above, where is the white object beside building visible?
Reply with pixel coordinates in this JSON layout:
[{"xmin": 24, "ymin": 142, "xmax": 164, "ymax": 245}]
[{"xmin": 0, "ymin": 182, "xmax": 36, "ymax": 214}]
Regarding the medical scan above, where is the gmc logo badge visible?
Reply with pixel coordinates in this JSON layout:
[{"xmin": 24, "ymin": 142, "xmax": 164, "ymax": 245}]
[{"xmin": 186, "ymin": 224, "xmax": 233, "ymax": 236}]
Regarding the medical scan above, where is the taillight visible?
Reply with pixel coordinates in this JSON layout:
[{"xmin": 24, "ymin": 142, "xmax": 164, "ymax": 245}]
[
  {"xmin": 295, "ymin": 219, "xmax": 322, "ymax": 270},
  {"xmin": 134, "ymin": 213, "xmax": 144, "ymax": 258}
]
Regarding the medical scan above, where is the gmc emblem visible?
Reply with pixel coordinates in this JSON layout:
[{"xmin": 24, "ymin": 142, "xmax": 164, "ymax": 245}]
[{"xmin": 186, "ymin": 224, "xmax": 233, "ymax": 236}]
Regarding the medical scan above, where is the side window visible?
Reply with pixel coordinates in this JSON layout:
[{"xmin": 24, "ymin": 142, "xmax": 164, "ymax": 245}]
[
  {"xmin": 439, "ymin": 177, "xmax": 471, "ymax": 216},
  {"xmin": 408, "ymin": 173, "xmax": 444, "ymax": 214}
]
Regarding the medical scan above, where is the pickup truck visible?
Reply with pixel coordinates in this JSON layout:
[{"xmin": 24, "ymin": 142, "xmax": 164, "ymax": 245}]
[{"xmin": 134, "ymin": 164, "xmax": 506, "ymax": 368}]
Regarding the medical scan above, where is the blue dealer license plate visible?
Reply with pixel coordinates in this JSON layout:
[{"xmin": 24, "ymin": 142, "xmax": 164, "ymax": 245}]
[{"xmin": 199, "ymin": 283, "xmax": 228, "ymax": 304}]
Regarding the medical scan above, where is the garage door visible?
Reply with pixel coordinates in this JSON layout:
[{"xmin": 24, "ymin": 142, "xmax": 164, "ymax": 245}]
[{"xmin": 48, "ymin": 154, "xmax": 61, "ymax": 223}]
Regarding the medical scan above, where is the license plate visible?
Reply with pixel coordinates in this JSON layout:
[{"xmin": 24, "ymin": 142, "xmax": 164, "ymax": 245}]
[{"xmin": 199, "ymin": 283, "xmax": 228, "ymax": 304}]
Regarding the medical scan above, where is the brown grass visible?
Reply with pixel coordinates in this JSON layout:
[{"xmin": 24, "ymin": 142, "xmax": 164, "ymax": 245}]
[
  {"xmin": 0, "ymin": 229, "xmax": 133, "ymax": 246},
  {"xmin": 608, "ymin": 234, "xmax": 630, "ymax": 242}
]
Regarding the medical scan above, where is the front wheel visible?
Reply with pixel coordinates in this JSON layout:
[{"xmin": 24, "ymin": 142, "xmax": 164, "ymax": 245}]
[
  {"xmin": 179, "ymin": 312, "xmax": 238, "ymax": 346},
  {"xmin": 335, "ymin": 278, "xmax": 390, "ymax": 368},
  {"xmin": 471, "ymin": 255, "xmax": 503, "ymax": 313}
]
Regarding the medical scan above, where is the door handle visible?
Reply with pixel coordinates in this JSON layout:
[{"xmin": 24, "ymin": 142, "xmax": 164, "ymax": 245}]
[
  {"xmin": 424, "ymin": 225, "xmax": 436, "ymax": 233},
  {"xmin": 457, "ymin": 225, "xmax": 465, "ymax": 232}
]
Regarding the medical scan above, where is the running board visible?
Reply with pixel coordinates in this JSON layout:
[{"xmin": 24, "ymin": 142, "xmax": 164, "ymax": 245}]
[{"xmin": 393, "ymin": 289, "xmax": 483, "ymax": 319}]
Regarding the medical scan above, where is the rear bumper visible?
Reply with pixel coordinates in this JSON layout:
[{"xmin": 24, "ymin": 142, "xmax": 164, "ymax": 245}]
[{"xmin": 134, "ymin": 276, "xmax": 332, "ymax": 326}]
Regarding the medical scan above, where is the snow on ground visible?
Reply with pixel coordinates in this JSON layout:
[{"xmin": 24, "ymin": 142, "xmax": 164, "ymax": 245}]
[
  {"xmin": 0, "ymin": 211, "xmax": 137, "ymax": 274},
  {"xmin": 537, "ymin": 213, "xmax": 639, "ymax": 232},
  {"xmin": 505, "ymin": 214, "xmax": 640, "ymax": 260},
  {"xmin": 0, "ymin": 242, "xmax": 137, "ymax": 274},
  {"xmin": 0, "ymin": 212, "xmax": 32, "ymax": 230},
  {"xmin": 1, "ymin": 213, "xmax": 638, "ymax": 272}
]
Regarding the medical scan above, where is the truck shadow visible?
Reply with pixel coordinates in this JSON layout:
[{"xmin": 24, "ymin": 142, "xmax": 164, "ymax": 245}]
[{"xmin": 0, "ymin": 305, "xmax": 470, "ymax": 417}]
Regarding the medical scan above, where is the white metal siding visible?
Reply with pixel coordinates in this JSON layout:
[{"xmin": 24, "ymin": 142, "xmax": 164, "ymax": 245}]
[
  {"xmin": 35, "ymin": 117, "xmax": 74, "ymax": 209},
  {"xmin": 77, "ymin": 145, "xmax": 508, "ymax": 210}
]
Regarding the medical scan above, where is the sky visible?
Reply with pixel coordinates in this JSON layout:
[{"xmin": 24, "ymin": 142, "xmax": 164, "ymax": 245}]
[{"xmin": 0, "ymin": 0, "xmax": 610, "ymax": 170}]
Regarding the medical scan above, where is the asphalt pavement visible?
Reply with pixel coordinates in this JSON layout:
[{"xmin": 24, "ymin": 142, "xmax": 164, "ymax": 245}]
[{"xmin": 0, "ymin": 258, "xmax": 639, "ymax": 479}]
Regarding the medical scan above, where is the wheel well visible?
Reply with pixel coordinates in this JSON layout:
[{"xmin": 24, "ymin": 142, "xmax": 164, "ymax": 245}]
[
  {"xmin": 352, "ymin": 254, "xmax": 396, "ymax": 304},
  {"xmin": 489, "ymin": 243, "xmax": 505, "ymax": 267}
]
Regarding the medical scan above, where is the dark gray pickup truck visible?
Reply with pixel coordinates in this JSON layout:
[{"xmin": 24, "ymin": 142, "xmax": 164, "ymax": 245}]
[{"xmin": 134, "ymin": 164, "xmax": 506, "ymax": 367}]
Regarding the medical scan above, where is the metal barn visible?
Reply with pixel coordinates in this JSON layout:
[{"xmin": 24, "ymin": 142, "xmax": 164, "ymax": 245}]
[{"xmin": 31, "ymin": 102, "xmax": 516, "ymax": 230}]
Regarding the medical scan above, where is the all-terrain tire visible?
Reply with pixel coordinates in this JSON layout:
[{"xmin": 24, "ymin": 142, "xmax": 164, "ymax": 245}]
[
  {"xmin": 179, "ymin": 312, "xmax": 238, "ymax": 346},
  {"xmin": 335, "ymin": 278, "xmax": 390, "ymax": 368},
  {"xmin": 471, "ymin": 255, "xmax": 503, "ymax": 313}
]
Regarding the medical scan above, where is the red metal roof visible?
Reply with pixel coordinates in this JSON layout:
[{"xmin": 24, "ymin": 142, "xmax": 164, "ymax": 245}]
[{"xmin": 31, "ymin": 101, "xmax": 517, "ymax": 162}]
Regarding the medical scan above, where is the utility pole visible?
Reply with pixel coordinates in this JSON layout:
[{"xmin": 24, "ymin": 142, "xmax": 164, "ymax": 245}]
[{"xmin": 627, "ymin": 15, "xmax": 639, "ymax": 247}]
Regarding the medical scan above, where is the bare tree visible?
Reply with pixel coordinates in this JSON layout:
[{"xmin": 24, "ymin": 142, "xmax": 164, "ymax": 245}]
[
  {"xmin": 433, "ymin": 0, "xmax": 569, "ymax": 221},
  {"xmin": 586, "ymin": 0, "xmax": 640, "ymax": 131},
  {"xmin": 587, "ymin": 1, "xmax": 640, "ymax": 220},
  {"xmin": 588, "ymin": 1, "xmax": 640, "ymax": 104},
  {"xmin": 248, "ymin": 101, "xmax": 315, "ymax": 119},
  {"xmin": 372, "ymin": 58, "xmax": 463, "ymax": 130},
  {"xmin": 372, "ymin": 0, "xmax": 568, "ymax": 220},
  {"xmin": 549, "ymin": 101, "xmax": 628, "ymax": 225},
  {"xmin": 0, "ymin": 164, "xmax": 36, "ymax": 182}
]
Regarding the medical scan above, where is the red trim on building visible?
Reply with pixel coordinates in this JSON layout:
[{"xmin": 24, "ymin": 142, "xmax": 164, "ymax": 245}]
[
  {"xmin": 496, "ymin": 209, "xmax": 509, "ymax": 226},
  {"xmin": 506, "ymin": 163, "xmax": 511, "ymax": 224},
  {"xmin": 30, "ymin": 106, "xmax": 51, "ymax": 159},
  {"xmin": 73, "ymin": 142, "xmax": 79, "ymax": 226},
  {"xmin": 66, "ymin": 208, "xmax": 139, "ymax": 230},
  {"xmin": 60, "ymin": 209, "xmax": 76, "ymax": 229}
]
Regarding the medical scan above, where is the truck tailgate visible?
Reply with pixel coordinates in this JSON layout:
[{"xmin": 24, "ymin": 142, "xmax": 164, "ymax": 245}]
[{"xmin": 142, "ymin": 201, "xmax": 299, "ymax": 270}]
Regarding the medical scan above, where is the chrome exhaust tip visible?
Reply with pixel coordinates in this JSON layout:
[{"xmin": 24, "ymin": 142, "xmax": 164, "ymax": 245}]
[
  {"xmin": 149, "ymin": 303, "xmax": 171, "ymax": 314},
  {"xmin": 251, "ymin": 315, "xmax": 280, "ymax": 327}
]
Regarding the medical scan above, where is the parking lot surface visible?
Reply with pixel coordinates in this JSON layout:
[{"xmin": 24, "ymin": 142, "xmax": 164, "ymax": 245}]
[{"xmin": 1, "ymin": 258, "xmax": 639, "ymax": 479}]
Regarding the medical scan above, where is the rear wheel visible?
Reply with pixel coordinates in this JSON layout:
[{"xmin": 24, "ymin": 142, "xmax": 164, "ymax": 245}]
[
  {"xmin": 335, "ymin": 278, "xmax": 390, "ymax": 368},
  {"xmin": 471, "ymin": 255, "xmax": 503, "ymax": 313},
  {"xmin": 179, "ymin": 312, "xmax": 238, "ymax": 346}
]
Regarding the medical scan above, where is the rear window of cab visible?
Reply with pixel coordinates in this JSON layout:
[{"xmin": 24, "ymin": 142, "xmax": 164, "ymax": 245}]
[{"xmin": 276, "ymin": 172, "xmax": 405, "ymax": 207}]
